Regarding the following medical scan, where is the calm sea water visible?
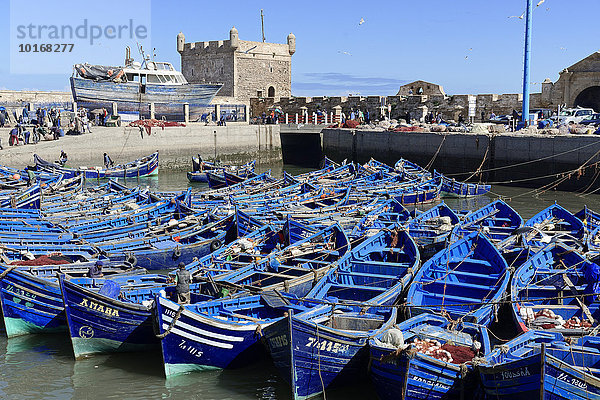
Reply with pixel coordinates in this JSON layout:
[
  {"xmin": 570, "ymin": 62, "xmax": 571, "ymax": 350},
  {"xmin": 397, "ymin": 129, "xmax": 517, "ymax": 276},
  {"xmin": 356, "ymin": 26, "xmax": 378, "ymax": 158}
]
[{"xmin": 1, "ymin": 162, "xmax": 599, "ymax": 400}]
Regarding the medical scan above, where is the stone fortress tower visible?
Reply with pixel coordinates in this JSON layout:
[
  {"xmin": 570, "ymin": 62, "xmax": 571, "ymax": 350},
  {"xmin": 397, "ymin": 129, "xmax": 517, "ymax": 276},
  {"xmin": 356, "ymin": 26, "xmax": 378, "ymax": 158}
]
[{"xmin": 177, "ymin": 28, "xmax": 295, "ymax": 102}]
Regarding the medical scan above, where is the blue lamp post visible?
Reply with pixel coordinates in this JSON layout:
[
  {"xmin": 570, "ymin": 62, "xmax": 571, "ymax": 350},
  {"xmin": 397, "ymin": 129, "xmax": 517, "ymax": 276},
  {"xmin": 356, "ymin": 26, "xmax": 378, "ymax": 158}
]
[{"xmin": 522, "ymin": 0, "xmax": 533, "ymax": 126}]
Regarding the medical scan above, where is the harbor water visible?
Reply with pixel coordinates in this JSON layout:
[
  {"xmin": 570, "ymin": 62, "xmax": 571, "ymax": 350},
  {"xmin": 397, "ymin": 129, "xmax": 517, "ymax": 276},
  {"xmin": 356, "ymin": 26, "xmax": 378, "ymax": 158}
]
[{"xmin": 1, "ymin": 164, "xmax": 599, "ymax": 400}]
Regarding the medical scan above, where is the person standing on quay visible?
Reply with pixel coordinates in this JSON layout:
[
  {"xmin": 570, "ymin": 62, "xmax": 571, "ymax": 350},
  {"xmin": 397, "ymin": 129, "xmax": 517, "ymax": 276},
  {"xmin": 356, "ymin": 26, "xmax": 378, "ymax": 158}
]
[
  {"xmin": 175, "ymin": 262, "xmax": 191, "ymax": 304},
  {"xmin": 103, "ymin": 153, "xmax": 113, "ymax": 169}
]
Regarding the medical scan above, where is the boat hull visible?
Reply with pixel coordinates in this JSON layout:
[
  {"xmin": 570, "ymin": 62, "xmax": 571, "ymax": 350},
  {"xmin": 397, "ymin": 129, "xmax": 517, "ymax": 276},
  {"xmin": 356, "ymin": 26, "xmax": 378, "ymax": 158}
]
[
  {"xmin": 155, "ymin": 296, "xmax": 268, "ymax": 377},
  {"xmin": 107, "ymin": 237, "xmax": 218, "ymax": 271},
  {"xmin": 0, "ymin": 266, "xmax": 66, "ymax": 337},
  {"xmin": 59, "ymin": 277, "xmax": 157, "ymax": 359},
  {"xmin": 265, "ymin": 310, "xmax": 396, "ymax": 400},
  {"xmin": 369, "ymin": 346, "xmax": 474, "ymax": 400},
  {"xmin": 479, "ymin": 350, "xmax": 600, "ymax": 399},
  {"xmin": 70, "ymin": 77, "xmax": 222, "ymax": 121}
]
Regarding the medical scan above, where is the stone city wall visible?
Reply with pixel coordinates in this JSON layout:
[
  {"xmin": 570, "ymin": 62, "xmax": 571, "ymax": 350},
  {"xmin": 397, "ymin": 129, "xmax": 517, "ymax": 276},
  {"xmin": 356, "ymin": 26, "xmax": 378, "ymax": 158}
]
[
  {"xmin": 0, "ymin": 90, "xmax": 73, "ymax": 108},
  {"xmin": 263, "ymin": 92, "xmax": 540, "ymax": 122}
]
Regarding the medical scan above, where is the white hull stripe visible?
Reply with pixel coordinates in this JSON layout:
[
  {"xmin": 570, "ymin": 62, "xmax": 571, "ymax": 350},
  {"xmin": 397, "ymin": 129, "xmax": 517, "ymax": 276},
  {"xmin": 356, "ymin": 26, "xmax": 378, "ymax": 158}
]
[
  {"xmin": 162, "ymin": 315, "xmax": 244, "ymax": 342},
  {"xmin": 162, "ymin": 324, "xmax": 234, "ymax": 349}
]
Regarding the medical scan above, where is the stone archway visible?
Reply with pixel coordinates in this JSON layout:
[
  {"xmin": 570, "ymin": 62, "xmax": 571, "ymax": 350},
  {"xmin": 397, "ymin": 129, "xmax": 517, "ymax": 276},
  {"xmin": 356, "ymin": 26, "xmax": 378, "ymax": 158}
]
[
  {"xmin": 268, "ymin": 86, "xmax": 275, "ymax": 98},
  {"xmin": 574, "ymin": 86, "xmax": 600, "ymax": 112}
]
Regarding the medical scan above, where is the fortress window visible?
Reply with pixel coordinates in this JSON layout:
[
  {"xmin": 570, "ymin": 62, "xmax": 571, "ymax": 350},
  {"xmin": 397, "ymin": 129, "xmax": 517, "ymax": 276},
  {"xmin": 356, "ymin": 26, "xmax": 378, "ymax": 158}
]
[
  {"xmin": 191, "ymin": 68, "xmax": 194, "ymax": 76},
  {"xmin": 257, "ymin": 90, "xmax": 263, "ymax": 97},
  {"xmin": 268, "ymin": 86, "xmax": 275, "ymax": 97}
]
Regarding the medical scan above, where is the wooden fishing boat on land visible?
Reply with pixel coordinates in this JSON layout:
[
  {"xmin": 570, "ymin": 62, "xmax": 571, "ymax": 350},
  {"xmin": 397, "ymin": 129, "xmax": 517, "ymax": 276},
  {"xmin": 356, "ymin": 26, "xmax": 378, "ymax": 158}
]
[
  {"xmin": 34, "ymin": 151, "xmax": 159, "ymax": 179},
  {"xmin": 405, "ymin": 231, "xmax": 510, "ymax": 326}
]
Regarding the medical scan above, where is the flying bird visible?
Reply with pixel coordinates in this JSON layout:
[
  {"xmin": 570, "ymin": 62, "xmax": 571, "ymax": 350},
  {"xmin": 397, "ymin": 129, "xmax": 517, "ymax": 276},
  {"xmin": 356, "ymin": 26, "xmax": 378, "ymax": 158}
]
[
  {"xmin": 358, "ymin": 17, "xmax": 365, "ymax": 25},
  {"xmin": 338, "ymin": 50, "xmax": 352, "ymax": 56},
  {"xmin": 508, "ymin": 12, "xmax": 524, "ymax": 19},
  {"xmin": 536, "ymin": 0, "xmax": 545, "ymax": 7}
]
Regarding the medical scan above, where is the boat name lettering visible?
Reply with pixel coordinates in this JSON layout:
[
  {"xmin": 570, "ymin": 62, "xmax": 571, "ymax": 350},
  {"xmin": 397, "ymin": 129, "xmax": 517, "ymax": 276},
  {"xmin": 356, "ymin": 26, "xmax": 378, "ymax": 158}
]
[
  {"xmin": 5, "ymin": 284, "xmax": 36, "ymax": 300},
  {"xmin": 305, "ymin": 337, "xmax": 349, "ymax": 354},
  {"xmin": 556, "ymin": 372, "xmax": 587, "ymax": 390},
  {"xmin": 78, "ymin": 298, "xmax": 119, "ymax": 317},
  {"xmin": 268, "ymin": 334, "xmax": 288, "ymax": 349},
  {"xmin": 411, "ymin": 375, "xmax": 450, "ymax": 389},
  {"xmin": 179, "ymin": 339, "xmax": 203, "ymax": 358},
  {"xmin": 500, "ymin": 367, "xmax": 530, "ymax": 380}
]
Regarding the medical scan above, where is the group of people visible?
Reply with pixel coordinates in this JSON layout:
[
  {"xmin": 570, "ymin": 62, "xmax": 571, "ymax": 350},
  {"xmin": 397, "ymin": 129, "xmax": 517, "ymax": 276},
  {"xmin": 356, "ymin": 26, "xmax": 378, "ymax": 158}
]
[
  {"xmin": 425, "ymin": 111, "xmax": 444, "ymax": 124},
  {"xmin": 200, "ymin": 110, "xmax": 239, "ymax": 126},
  {"xmin": 341, "ymin": 109, "xmax": 370, "ymax": 124}
]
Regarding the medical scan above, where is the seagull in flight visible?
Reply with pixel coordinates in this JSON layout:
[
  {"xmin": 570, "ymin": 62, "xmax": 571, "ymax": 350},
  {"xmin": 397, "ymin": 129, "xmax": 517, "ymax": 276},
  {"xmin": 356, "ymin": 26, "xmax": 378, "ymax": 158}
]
[
  {"xmin": 338, "ymin": 50, "xmax": 352, "ymax": 56},
  {"xmin": 536, "ymin": 0, "xmax": 545, "ymax": 7},
  {"xmin": 508, "ymin": 12, "xmax": 524, "ymax": 19},
  {"xmin": 358, "ymin": 17, "xmax": 365, "ymax": 25}
]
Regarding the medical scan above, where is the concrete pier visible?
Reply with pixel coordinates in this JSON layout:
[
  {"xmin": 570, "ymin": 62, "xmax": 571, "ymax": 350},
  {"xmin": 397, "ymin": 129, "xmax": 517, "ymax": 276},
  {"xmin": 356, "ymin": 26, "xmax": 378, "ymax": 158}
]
[
  {"xmin": 323, "ymin": 128, "xmax": 600, "ymax": 191},
  {"xmin": 0, "ymin": 124, "xmax": 281, "ymax": 170}
]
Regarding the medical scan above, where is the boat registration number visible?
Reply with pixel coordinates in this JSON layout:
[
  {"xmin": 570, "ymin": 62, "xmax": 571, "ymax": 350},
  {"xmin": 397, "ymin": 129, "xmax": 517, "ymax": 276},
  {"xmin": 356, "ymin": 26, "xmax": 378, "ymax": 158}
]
[{"xmin": 305, "ymin": 337, "xmax": 350, "ymax": 354}]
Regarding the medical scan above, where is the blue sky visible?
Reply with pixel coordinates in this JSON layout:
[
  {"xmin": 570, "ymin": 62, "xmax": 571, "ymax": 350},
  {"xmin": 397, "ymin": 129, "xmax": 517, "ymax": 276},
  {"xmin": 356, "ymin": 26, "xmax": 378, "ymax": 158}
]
[{"xmin": 1, "ymin": 0, "xmax": 599, "ymax": 96}]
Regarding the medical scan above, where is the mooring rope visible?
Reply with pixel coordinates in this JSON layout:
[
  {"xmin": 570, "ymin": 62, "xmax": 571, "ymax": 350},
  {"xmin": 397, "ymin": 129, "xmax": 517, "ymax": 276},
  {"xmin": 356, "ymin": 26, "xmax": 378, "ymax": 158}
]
[{"xmin": 156, "ymin": 304, "xmax": 185, "ymax": 339}]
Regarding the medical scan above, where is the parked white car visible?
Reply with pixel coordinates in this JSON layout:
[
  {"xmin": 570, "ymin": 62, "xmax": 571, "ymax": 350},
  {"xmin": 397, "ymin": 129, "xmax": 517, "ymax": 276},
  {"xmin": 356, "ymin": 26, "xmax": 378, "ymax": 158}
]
[{"xmin": 555, "ymin": 107, "xmax": 595, "ymax": 124}]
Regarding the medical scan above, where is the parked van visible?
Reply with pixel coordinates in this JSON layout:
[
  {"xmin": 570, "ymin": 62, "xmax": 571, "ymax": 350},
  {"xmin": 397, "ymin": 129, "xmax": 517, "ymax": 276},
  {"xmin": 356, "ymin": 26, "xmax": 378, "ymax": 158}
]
[{"xmin": 555, "ymin": 106, "xmax": 595, "ymax": 124}]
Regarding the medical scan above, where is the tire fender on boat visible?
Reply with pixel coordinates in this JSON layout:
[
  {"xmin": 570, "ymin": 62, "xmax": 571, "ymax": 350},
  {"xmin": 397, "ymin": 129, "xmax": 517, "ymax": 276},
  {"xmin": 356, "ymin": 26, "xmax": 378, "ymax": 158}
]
[
  {"xmin": 210, "ymin": 239, "xmax": 222, "ymax": 252},
  {"xmin": 125, "ymin": 253, "xmax": 138, "ymax": 267},
  {"xmin": 172, "ymin": 246, "xmax": 182, "ymax": 259}
]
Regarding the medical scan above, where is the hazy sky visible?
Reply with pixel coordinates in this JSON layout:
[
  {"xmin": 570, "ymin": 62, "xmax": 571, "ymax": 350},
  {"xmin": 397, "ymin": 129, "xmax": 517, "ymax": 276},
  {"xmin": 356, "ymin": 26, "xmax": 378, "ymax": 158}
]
[{"xmin": 1, "ymin": 0, "xmax": 598, "ymax": 96}]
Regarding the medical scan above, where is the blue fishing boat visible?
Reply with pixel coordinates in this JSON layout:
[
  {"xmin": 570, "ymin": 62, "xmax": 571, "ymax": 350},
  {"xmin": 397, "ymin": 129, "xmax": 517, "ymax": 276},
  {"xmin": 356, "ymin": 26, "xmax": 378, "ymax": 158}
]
[
  {"xmin": 405, "ymin": 231, "xmax": 510, "ymax": 326},
  {"xmin": 0, "ymin": 184, "xmax": 42, "ymax": 210},
  {"xmin": 98, "ymin": 212, "xmax": 235, "ymax": 270},
  {"xmin": 153, "ymin": 224, "xmax": 353, "ymax": 377},
  {"xmin": 433, "ymin": 170, "xmax": 491, "ymax": 197},
  {"xmin": 350, "ymin": 199, "xmax": 411, "ymax": 238},
  {"xmin": 511, "ymin": 241, "xmax": 599, "ymax": 335},
  {"xmin": 187, "ymin": 158, "xmax": 255, "ymax": 183},
  {"xmin": 448, "ymin": 199, "xmax": 523, "ymax": 244},
  {"xmin": 521, "ymin": 202, "xmax": 585, "ymax": 250},
  {"xmin": 155, "ymin": 293, "xmax": 308, "ymax": 376},
  {"xmin": 478, "ymin": 330, "xmax": 600, "ymax": 399},
  {"xmin": 263, "ymin": 229, "xmax": 420, "ymax": 399},
  {"xmin": 392, "ymin": 180, "xmax": 442, "ymax": 205},
  {"xmin": 0, "ymin": 261, "xmax": 144, "ymax": 337},
  {"xmin": 369, "ymin": 314, "xmax": 490, "ymax": 400},
  {"xmin": 59, "ymin": 274, "xmax": 177, "ymax": 359},
  {"xmin": 34, "ymin": 152, "xmax": 159, "ymax": 180},
  {"xmin": 407, "ymin": 202, "xmax": 461, "ymax": 257},
  {"xmin": 575, "ymin": 205, "xmax": 600, "ymax": 231}
]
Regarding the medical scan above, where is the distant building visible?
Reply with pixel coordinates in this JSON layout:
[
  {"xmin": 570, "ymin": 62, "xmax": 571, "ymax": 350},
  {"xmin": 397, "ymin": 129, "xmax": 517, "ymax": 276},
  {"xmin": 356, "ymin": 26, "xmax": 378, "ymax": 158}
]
[
  {"xmin": 397, "ymin": 80, "xmax": 446, "ymax": 97},
  {"xmin": 537, "ymin": 51, "xmax": 600, "ymax": 112},
  {"xmin": 177, "ymin": 28, "xmax": 295, "ymax": 102}
]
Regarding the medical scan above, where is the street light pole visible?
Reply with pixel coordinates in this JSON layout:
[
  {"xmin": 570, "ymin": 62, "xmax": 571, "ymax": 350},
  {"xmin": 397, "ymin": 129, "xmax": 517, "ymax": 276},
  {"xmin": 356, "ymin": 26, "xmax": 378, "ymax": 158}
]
[{"xmin": 522, "ymin": 0, "xmax": 533, "ymax": 126}]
